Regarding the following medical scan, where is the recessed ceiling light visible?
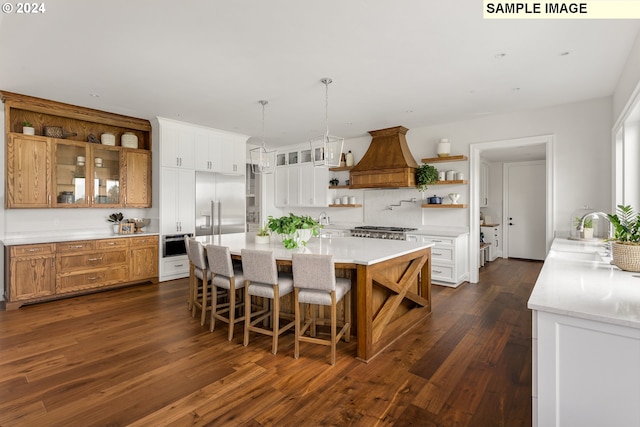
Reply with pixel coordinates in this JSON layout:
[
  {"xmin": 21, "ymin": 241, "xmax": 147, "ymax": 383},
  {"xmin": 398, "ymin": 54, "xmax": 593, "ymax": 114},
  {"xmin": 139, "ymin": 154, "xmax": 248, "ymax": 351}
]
[
  {"xmin": 512, "ymin": 87, "xmax": 521, "ymax": 92},
  {"xmin": 89, "ymin": 93, "xmax": 100, "ymax": 98},
  {"xmin": 405, "ymin": 110, "xmax": 413, "ymax": 113},
  {"xmin": 495, "ymin": 53, "xmax": 507, "ymax": 59},
  {"xmin": 560, "ymin": 51, "xmax": 571, "ymax": 56}
]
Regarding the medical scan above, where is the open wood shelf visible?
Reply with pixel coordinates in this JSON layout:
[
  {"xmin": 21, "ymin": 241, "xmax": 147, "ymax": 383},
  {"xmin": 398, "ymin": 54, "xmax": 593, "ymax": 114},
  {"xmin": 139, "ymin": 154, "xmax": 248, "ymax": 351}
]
[
  {"xmin": 432, "ymin": 180, "xmax": 467, "ymax": 185},
  {"xmin": 421, "ymin": 204, "xmax": 468, "ymax": 209},
  {"xmin": 328, "ymin": 204, "xmax": 362, "ymax": 208},
  {"xmin": 328, "ymin": 185, "xmax": 351, "ymax": 189},
  {"xmin": 328, "ymin": 166, "xmax": 354, "ymax": 172},
  {"xmin": 421, "ymin": 155, "xmax": 468, "ymax": 163}
]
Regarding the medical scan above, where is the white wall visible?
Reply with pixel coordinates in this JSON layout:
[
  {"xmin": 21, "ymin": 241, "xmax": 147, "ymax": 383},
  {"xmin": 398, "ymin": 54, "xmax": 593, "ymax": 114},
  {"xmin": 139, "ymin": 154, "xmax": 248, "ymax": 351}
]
[{"xmin": 278, "ymin": 97, "xmax": 612, "ymax": 236}]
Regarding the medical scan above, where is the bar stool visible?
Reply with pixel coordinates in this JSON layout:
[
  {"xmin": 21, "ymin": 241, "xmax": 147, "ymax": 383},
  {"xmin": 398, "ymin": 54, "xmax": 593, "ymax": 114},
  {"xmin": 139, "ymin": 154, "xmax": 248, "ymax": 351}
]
[
  {"xmin": 241, "ymin": 249, "xmax": 295, "ymax": 354},
  {"xmin": 187, "ymin": 238, "xmax": 212, "ymax": 326},
  {"xmin": 206, "ymin": 244, "xmax": 245, "ymax": 341},
  {"xmin": 292, "ymin": 253, "xmax": 351, "ymax": 365}
]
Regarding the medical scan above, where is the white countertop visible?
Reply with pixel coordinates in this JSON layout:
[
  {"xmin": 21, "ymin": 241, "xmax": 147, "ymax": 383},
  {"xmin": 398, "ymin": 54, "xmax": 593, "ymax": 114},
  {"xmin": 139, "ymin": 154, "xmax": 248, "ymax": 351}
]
[
  {"xmin": 320, "ymin": 223, "xmax": 469, "ymax": 237},
  {"xmin": 2, "ymin": 231, "xmax": 159, "ymax": 246},
  {"xmin": 196, "ymin": 232, "xmax": 434, "ymax": 266},
  {"xmin": 528, "ymin": 238, "xmax": 640, "ymax": 328}
]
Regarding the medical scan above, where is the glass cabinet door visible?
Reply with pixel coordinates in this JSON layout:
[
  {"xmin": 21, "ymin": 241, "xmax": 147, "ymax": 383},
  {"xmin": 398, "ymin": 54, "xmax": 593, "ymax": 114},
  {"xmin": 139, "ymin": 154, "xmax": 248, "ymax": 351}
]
[
  {"xmin": 53, "ymin": 142, "xmax": 89, "ymax": 207},
  {"xmin": 92, "ymin": 146, "xmax": 120, "ymax": 205}
]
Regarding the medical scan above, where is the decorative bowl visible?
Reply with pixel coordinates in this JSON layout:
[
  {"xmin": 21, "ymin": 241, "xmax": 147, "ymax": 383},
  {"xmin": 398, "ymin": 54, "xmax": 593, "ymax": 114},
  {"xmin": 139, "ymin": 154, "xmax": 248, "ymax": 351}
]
[{"xmin": 126, "ymin": 218, "xmax": 150, "ymax": 232}]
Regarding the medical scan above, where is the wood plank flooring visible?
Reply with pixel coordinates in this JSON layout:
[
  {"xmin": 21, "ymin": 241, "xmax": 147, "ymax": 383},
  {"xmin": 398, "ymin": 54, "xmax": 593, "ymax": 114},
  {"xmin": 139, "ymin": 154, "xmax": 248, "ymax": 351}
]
[{"xmin": 0, "ymin": 258, "xmax": 542, "ymax": 426}]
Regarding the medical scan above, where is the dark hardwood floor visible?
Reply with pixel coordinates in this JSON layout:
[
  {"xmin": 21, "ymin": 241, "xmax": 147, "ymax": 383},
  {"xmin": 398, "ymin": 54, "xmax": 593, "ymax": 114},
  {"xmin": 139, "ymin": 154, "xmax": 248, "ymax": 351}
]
[{"xmin": 0, "ymin": 258, "xmax": 542, "ymax": 427}]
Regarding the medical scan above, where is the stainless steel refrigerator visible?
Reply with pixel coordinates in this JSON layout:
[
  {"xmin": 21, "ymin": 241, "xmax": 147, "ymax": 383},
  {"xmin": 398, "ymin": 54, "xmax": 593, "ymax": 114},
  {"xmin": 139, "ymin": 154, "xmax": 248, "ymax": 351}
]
[{"xmin": 195, "ymin": 171, "xmax": 246, "ymax": 237}]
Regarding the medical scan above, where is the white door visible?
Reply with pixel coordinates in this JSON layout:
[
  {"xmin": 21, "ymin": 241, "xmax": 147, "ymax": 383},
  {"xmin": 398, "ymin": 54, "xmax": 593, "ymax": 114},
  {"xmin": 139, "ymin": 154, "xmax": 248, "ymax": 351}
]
[{"xmin": 505, "ymin": 161, "xmax": 546, "ymax": 260}]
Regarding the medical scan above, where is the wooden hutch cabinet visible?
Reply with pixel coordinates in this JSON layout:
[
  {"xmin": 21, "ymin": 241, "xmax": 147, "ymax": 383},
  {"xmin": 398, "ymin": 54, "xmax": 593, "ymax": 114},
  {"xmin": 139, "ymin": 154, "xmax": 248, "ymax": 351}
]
[{"xmin": 1, "ymin": 91, "xmax": 152, "ymax": 208}]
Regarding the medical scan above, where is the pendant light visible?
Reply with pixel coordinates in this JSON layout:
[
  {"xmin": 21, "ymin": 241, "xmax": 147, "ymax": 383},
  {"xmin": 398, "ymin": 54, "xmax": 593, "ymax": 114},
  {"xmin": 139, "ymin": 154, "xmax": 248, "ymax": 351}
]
[
  {"xmin": 310, "ymin": 78, "xmax": 344, "ymax": 167},
  {"xmin": 250, "ymin": 100, "xmax": 276, "ymax": 174}
]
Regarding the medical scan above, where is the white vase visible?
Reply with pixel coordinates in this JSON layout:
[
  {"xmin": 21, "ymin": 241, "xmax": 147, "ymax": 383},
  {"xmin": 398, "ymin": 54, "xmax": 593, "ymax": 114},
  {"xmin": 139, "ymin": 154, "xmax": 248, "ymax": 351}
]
[
  {"xmin": 437, "ymin": 139, "xmax": 450, "ymax": 157},
  {"xmin": 581, "ymin": 228, "xmax": 594, "ymax": 239},
  {"xmin": 112, "ymin": 224, "xmax": 120, "ymax": 234},
  {"xmin": 254, "ymin": 234, "xmax": 270, "ymax": 244},
  {"xmin": 23, "ymin": 126, "xmax": 35, "ymax": 135}
]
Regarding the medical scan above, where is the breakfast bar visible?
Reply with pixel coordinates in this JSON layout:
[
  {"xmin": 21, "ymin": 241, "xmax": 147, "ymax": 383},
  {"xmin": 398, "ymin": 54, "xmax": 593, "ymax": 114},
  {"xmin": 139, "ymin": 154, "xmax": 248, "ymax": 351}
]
[{"xmin": 197, "ymin": 233, "xmax": 434, "ymax": 362}]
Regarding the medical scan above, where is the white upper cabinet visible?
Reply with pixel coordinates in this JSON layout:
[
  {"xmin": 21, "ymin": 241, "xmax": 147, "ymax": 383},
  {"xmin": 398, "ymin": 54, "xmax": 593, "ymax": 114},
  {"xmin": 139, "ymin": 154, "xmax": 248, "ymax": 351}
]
[
  {"xmin": 220, "ymin": 134, "xmax": 247, "ymax": 174},
  {"xmin": 194, "ymin": 131, "xmax": 223, "ymax": 172},
  {"xmin": 159, "ymin": 120, "xmax": 195, "ymax": 169},
  {"xmin": 274, "ymin": 146, "xmax": 330, "ymax": 208}
]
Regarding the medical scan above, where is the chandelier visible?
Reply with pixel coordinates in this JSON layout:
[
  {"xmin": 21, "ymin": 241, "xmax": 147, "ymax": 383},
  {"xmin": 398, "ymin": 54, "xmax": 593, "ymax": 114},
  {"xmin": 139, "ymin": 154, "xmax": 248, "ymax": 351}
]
[
  {"xmin": 310, "ymin": 78, "xmax": 344, "ymax": 167},
  {"xmin": 249, "ymin": 100, "xmax": 276, "ymax": 174}
]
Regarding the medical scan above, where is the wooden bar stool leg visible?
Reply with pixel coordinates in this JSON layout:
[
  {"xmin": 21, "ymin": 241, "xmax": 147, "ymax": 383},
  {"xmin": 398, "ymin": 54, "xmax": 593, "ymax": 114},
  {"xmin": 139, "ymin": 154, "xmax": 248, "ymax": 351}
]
[
  {"xmin": 294, "ymin": 289, "xmax": 300, "ymax": 359},
  {"xmin": 272, "ymin": 285, "xmax": 280, "ymax": 355},
  {"xmin": 243, "ymin": 282, "xmax": 250, "ymax": 347},
  {"xmin": 227, "ymin": 280, "xmax": 236, "ymax": 341}
]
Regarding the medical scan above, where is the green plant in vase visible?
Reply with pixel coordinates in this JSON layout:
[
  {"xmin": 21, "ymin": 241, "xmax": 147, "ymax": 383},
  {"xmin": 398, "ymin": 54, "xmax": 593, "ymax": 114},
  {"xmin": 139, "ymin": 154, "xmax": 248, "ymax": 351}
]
[
  {"xmin": 266, "ymin": 213, "xmax": 321, "ymax": 249},
  {"xmin": 607, "ymin": 205, "xmax": 640, "ymax": 272}
]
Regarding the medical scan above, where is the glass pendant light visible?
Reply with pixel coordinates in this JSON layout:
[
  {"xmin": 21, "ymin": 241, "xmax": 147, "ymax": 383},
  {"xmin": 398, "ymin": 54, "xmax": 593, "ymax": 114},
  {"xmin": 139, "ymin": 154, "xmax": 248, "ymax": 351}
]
[
  {"xmin": 310, "ymin": 78, "xmax": 344, "ymax": 167},
  {"xmin": 250, "ymin": 100, "xmax": 276, "ymax": 174}
]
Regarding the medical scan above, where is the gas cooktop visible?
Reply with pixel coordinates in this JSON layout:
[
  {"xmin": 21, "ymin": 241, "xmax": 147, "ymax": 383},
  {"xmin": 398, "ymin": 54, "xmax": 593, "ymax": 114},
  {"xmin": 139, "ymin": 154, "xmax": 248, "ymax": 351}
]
[{"xmin": 352, "ymin": 226, "xmax": 418, "ymax": 232}]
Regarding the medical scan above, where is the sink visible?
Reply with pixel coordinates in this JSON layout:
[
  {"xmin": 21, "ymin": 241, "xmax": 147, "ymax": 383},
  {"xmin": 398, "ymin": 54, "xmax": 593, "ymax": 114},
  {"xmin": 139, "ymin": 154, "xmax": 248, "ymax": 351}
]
[{"xmin": 549, "ymin": 249, "xmax": 613, "ymax": 265}]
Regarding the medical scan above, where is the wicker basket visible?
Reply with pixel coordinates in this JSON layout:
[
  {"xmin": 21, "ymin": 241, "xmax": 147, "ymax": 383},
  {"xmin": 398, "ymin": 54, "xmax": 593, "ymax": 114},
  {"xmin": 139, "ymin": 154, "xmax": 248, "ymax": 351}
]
[{"xmin": 611, "ymin": 242, "xmax": 640, "ymax": 272}]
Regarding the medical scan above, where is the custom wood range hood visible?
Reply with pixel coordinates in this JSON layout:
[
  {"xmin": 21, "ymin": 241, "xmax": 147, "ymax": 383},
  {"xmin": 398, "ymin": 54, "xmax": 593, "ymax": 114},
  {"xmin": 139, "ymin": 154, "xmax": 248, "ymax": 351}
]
[{"xmin": 349, "ymin": 126, "xmax": 420, "ymax": 189}]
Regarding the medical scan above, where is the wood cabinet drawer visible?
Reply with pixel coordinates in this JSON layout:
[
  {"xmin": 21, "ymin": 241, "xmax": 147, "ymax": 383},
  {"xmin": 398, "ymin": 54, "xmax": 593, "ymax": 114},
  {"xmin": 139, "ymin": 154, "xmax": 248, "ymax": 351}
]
[
  {"xmin": 11, "ymin": 243, "xmax": 55, "ymax": 257},
  {"xmin": 57, "ymin": 240, "xmax": 95, "ymax": 253},
  {"xmin": 427, "ymin": 237, "xmax": 454, "ymax": 247},
  {"xmin": 96, "ymin": 238, "xmax": 130, "ymax": 249},
  {"xmin": 57, "ymin": 266, "xmax": 128, "ymax": 293},
  {"xmin": 58, "ymin": 249, "xmax": 128, "ymax": 271},
  {"xmin": 130, "ymin": 236, "xmax": 158, "ymax": 247}
]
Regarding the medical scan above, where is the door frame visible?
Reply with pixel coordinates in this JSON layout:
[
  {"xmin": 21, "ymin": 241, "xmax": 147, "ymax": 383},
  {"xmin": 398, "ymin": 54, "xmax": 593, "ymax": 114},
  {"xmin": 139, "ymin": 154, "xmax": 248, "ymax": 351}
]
[
  {"xmin": 503, "ymin": 160, "xmax": 546, "ymax": 260},
  {"xmin": 469, "ymin": 135, "xmax": 555, "ymax": 283}
]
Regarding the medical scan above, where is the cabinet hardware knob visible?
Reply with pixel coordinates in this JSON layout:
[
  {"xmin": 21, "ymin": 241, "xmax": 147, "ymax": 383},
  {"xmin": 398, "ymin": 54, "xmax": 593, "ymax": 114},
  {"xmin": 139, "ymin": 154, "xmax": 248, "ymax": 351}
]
[{"xmin": 88, "ymin": 257, "xmax": 103, "ymax": 262}]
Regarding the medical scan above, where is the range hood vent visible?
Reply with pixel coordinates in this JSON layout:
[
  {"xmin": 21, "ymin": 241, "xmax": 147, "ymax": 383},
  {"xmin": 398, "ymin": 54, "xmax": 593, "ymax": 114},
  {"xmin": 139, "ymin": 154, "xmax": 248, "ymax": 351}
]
[{"xmin": 349, "ymin": 126, "xmax": 419, "ymax": 189}]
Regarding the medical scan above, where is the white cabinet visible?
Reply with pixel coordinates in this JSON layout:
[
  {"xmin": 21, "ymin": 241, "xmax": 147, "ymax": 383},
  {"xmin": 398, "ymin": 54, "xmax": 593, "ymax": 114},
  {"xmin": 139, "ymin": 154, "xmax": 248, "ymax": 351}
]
[
  {"xmin": 159, "ymin": 119, "xmax": 195, "ymax": 169},
  {"xmin": 533, "ymin": 310, "xmax": 640, "ymax": 427},
  {"xmin": 160, "ymin": 168, "xmax": 195, "ymax": 234},
  {"xmin": 481, "ymin": 224, "xmax": 501, "ymax": 261},
  {"xmin": 406, "ymin": 233, "xmax": 469, "ymax": 287},
  {"xmin": 274, "ymin": 153, "xmax": 330, "ymax": 208},
  {"xmin": 480, "ymin": 161, "xmax": 489, "ymax": 207},
  {"xmin": 194, "ymin": 131, "xmax": 221, "ymax": 172},
  {"xmin": 220, "ymin": 134, "xmax": 246, "ymax": 174}
]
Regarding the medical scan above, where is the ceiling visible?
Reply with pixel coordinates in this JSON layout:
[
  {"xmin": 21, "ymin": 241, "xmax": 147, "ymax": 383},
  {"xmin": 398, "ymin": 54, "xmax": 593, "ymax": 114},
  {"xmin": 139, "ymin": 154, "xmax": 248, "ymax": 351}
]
[{"xmin": 1, "ymin": 1, "xmax": 639, "ymax": 147}]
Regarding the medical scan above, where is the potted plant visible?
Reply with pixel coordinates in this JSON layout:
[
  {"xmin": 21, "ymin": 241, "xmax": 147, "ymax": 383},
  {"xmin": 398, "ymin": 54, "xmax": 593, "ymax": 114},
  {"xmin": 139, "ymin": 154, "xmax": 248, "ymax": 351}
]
[
  {"xmin": 608, "ymin": 205, "xmax": 640, "ymax": 271},
  {"xmin": 574, "ymin": 216, "xmax": 594, "ymax": 239},
  {"xmin": 254, "ymin": 224, "xmax": 271, "ymax": 244},
  {"xmin": 416, "ymin": 164, "xmax": 439, "ymax": 192},
  {"xmin": 266, "ymin": 213, "xmax": 321, "ymax": 249},
  {"xmin": 107, "ymin": 212, "xmax": 124, "ymax": 234},
  {"xmin": 22, "ymin": 121, "xmax": 35, "ymax": 135}
]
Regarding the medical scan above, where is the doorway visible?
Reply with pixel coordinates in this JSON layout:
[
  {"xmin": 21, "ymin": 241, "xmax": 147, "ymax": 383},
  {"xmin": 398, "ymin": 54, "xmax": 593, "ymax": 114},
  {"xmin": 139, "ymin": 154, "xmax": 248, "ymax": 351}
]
[
  {"xmin": 504, "ymin": 161, "xmax": 546, "ymax": 260},
  {"xmin": 469, "ymin": 135, "xmax": 554, "ymax": 283}
]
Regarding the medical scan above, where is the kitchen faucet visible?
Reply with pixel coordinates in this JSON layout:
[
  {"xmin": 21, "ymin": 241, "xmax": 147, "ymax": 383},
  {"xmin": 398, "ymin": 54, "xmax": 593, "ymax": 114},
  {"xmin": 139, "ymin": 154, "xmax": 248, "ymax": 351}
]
[
  {"xmin": 318, "ymin": 211, "xmax": 329, "ymax": 225},
  {"xmin": 577, "ymin": 211, "xmax": 613, "ymax": 236}
]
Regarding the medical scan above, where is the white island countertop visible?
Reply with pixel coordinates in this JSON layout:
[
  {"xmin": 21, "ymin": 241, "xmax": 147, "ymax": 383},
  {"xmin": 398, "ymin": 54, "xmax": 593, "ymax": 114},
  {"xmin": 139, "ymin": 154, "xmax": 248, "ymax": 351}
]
[
  {"xmin": 528, "ymin": 238, "xmax": 640, "ymax": 329},
  {"xmin": 196, "ymin": 233, "xmax": 434, "ymax": 266}
]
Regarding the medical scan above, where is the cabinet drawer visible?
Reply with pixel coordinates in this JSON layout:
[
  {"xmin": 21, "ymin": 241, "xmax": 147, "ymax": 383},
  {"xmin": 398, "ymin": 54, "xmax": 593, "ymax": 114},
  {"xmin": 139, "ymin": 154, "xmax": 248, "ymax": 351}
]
[
  {"xmin": 130, "ymin": 236, "xmax": 159, "ymax": 247},
  {"xmin": 57, "ymin": 240, "xmax": 95, "ymax": 253},
  {"xmin": 11, "ymin": 243, "xmax": 55, "ymax": 257},
  {"xmin": 96, "ymin": 238, "xmax": 130, "ymax": 249},
  {"xmin": 162, "ymin": 256, "xmax": 189, "ymax": 275},
  {"xmin": 57, "ymin": 266, "xmax": 128, "ymax": 293},
  {"xmin": 431, "ymin": 264, "xmax": 454, "ymax": 282},
  {"xmin": 58, "ymin": 249, "xmax": 128, "ymax": 271},
  {"xmin": 427, "ymin": 237, "xmax": 454, "ymax": 246},
  {"xmin": 430, "ymin": 247, "xmax": 453, "ymax": 262}
]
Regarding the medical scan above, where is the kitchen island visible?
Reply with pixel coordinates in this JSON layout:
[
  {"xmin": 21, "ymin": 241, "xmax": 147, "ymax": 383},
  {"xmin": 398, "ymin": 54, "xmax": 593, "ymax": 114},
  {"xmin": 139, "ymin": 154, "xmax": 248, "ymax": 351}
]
[
  {"xmin": 528, "ymin": 238, "xmax": 640, "ymax": 427},
  {"xmin": 197, "ymin": 233, "xmax": 434, "ymax": 362}
]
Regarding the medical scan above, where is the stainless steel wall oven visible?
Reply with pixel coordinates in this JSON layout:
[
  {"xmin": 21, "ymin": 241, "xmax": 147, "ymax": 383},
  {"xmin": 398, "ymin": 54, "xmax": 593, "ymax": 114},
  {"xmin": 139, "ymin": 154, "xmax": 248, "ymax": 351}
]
[{"xmin": 163, "ymin": 233, "xmax": 193, "ymax": 257}]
